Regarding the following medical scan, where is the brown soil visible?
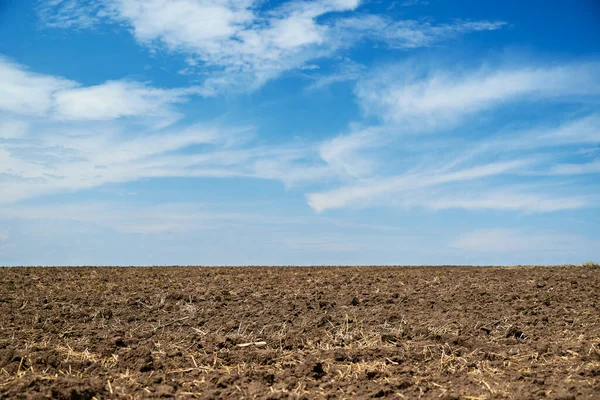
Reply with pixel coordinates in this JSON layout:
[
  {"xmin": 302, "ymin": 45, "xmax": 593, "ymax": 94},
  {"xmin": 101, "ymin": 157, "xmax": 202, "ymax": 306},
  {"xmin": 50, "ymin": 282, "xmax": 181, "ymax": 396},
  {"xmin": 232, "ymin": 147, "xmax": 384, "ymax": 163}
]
[{"xmin": 1, "ymin": 266, "xmax": 599, "ymax": 399}]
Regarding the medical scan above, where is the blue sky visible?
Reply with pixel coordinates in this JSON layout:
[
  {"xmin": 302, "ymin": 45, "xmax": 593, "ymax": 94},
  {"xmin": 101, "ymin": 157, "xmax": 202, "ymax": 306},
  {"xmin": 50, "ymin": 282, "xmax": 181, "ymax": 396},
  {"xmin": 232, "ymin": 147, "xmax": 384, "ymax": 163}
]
[{"xmin": 0, "ymin": 0, "xmax": 599, "ymax": 265}]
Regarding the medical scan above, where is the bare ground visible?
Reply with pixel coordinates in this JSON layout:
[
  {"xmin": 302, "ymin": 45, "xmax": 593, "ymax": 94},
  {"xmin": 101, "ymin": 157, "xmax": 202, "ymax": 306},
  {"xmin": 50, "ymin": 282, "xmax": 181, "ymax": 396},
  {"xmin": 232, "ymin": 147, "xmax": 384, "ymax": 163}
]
[{"xmin": 1, "ymin": 265, "xmax": 599, "ymax": 399}]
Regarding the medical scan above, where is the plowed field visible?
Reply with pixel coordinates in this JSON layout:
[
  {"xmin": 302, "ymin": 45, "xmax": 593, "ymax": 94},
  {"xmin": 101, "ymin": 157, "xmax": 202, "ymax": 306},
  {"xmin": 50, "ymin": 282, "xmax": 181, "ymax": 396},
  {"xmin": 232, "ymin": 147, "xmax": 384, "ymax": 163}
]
[{"xmin": 1, "ymin": 266, "xmax": 599, "ymax": 399}]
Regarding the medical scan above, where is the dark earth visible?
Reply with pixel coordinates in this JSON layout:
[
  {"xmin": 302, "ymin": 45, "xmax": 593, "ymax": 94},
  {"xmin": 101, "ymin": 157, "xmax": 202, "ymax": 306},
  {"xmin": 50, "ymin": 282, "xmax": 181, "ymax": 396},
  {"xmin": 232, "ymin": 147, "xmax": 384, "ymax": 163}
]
[{"xmin": 1, "ymin": 265, "xmax": 599, "ymax": 399}]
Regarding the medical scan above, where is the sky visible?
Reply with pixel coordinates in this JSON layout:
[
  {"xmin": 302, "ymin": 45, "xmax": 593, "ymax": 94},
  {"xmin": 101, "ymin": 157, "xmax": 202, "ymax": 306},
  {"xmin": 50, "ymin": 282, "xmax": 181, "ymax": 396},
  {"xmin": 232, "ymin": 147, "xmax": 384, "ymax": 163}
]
[{"xmin": 0, "ymin": 0, "xmax": 599, "ymax": 266}]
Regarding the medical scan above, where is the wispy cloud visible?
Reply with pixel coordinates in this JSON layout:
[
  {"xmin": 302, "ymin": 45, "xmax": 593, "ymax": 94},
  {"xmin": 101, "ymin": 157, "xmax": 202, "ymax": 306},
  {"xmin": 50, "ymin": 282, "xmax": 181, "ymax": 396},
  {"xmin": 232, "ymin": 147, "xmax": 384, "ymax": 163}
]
[
  {"xmin": 426, "ymin": 191, "xmax": 588, "ymax": 213},
  {"xmin": 465, "ymin": 114, "xmax": 600, "ymax": 157},
  {"xmin": 0, "ymin": 56, "xmax": 76, "ymax": 116},
  {"xmin": 1, "ymin": 0, "xmax": 597, "ymax": 266},
  {"xmin": 36, "ymin": 0, "xmax": 108, "ymax": 29},
  {"xmin": 0, "ymin": 57, "xmax": 202, "ymax": 126},
  {"xmin": 333, "ymin": 16, "xmax": 506, "ymax": 50},
  {"xmin": 2, "ymin": 54, "xmax": 599, "ymax": 217},
  {"xmin": 317, "ymin": 125, "xmax": 384, "ymax": 178},
  {"xmin": 355, "ymin": 61, "xmax": 600, "ymax": 132},
  {"xmin": 548, "ymin": 160, "xmax": 600, "ymax": 176},
  {"xmin": 37, "ymin": 0, "xmax": 506, "ymax": 93},
  {"xmin": 308, "ymin": 113, "xmax": 600, "ymax": 213},
  {"xmin": 37, "ymin": 0, "xmax": 362, "ymax": 91},
  {"xmin": 0, "ymin": 121, "xmax": 331, "ymax": 203},
  {"xmin": 536, "ymin": 114, "xmax": 600, "ymax": 145},
  {"xmin": 52, "ymin": 80, "xmax": 197, "ymax": 126},
  {"xmin": 300, "ymin": 57, "xmax": 600, "ymax": 213},
  {"xmin": 305, "ymin": 58, "xmax": 367, "ymax": 91},
  {"xmin": 306, "ymin": 159, "xmax": 539, "ymax": 211},
  {"xmin": 0, "ymin": 55, "xmax": 331, "ymax": 202}
]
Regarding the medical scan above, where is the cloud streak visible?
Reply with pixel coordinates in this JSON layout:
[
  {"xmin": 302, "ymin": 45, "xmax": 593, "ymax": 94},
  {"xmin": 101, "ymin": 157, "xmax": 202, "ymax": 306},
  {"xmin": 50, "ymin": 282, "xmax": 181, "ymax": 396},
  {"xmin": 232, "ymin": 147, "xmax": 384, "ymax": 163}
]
[
  {"xmin": 334, "ymin": 16, "xmax": 506, "ymax": 50},
  {"xmin": 305, "ymin": 58, "xmax": 367, "ymax": 91},
  {"xmin": 549, "ymin": 160, "xmax": 600, "ymax": 175},
  {"xmin": 355, "ymin": 61, "xmax": 600, "ymax": 131},
  {"xmin": 306, "ymin": 159, "xmax": 545, "ymax": 212},
  {"xmin": 425, "ymin": 191, "xmax": 588, "ymax": 213}
]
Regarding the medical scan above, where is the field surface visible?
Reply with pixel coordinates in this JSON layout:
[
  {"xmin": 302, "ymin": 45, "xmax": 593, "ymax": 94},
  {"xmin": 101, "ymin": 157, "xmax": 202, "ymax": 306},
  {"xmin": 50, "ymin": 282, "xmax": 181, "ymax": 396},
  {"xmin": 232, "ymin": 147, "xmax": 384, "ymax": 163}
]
[{"xmin": 1, "ymin": 266, "xmax": 599, "ymax": 399}]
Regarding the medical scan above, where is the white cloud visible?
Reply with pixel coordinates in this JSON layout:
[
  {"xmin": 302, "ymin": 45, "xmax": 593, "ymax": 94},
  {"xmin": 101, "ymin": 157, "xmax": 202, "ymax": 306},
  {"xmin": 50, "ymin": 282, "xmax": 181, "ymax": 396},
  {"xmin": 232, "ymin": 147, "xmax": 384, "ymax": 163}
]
[
  {"xmin": 0, "ymin": 123, "xmax": 243, "ymax": 203},
  {"xmin": 307, "ymin": 159, "xmax": 533, "ymax": 211},
  {"xmin": 2, "ymin": 55, "xmax": 598, "ymax": 217},
  {"xmin": 355, "ymin": 62, "xmax": 600, "ymax": 132},
  {"xmin": 309, "ymin": 112, "xmax": 600, "ymax": 213},
  {"xmin": 425, "ymin": 191, "xmax": 588, "ymax": 213},
  {"xmin": 114, "ymin": 0, "xmax": 255, "ymax": 45},
  {"xmin": 0, "ymin": 112, "xmax": 332, "ymax": 204},
  {"xmin": 0, "ymin": 56, "xmax": 76, "ymax": 116},
  {"xmin": 549, "ymin": 160, "xmax": 600, "ymax": 175},
  {"xmin": 52, "ymin": 80, "xmax": 193, "ymax": 123},
  {"xmin": 537, "ymin": 114, "xmax": 600, "ymax": 145},
  {"xmin": 318, "ymin": 126, "xmax": 383, "ymax": 178},
  {"xmin": 0, "ymin": 57, "xmax": 346, "ymax": 204},
  {"xmin": 38, "ymin": 0, "xmax": 362, "ymax": 91},
  {"xmin": 37, "ymin": 0, "xmax": 506, "ymax": 92},
  {"xmin": 37, "ymin": 0, "xmax": 108, "ymax": 29},
  {"xmin": 0, "ymin": 57, "xmax": 201, "ymax": 125},
  {"xmin": 333, "ymin": 16, "xmax": 506, "ymax": 50},
  {"xmin": 451, "ymin": 229, "xmax": 600, "ymax": 257},
  {"xmin": 469, "ymin": 114, "xmax": 600, "ymax": 156}
]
